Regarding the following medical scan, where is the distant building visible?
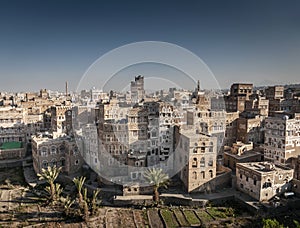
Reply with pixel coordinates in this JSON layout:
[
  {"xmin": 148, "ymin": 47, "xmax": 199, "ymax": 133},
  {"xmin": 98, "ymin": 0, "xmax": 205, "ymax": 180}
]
[
  {"xmin": 245, "ymin": 93, "xmax": 269, "ymax": 117},
  {"xmin": 225, "ymin": 83, "xmax": 253, "ymax": 112},
  {"xmin": 237, "ymin": 115, "xmax": 264, "ymax": 145},
  {"xmin": 236, "ymin": 162, "xmax": 293, "ymax": 201},
  {"xmin": 265, "ymin": 86, "xmax": 285, "ymax": 116},
  {"xmin": 131, "ymin": 75, "xmax": 145, "ymax": 104},
  {"xmin": 224, "ymin": 112, "xmax": 239, "ymax": 147},
  {"xmin": 50, "ymin": 105, "xmax": 72, "ymax": 135}
]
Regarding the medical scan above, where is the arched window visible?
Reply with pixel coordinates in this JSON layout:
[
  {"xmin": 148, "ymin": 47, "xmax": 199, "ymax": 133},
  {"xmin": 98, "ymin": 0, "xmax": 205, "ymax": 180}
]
[
  {"xmin": 208, "ymin": 158, "xmax": 213, "ymax": 166},
  {"xmin": 192, "ymin": 158, "xmax": 197, "ymax": 168},
  {"xmin": 42, "ymin": 160, "xmax": 48, "ymax": 169},
  {"xmin": 209, "ymin": 170, "xmax": 213, "ymax": 178},
  {"xmin": 50, "ymin": 159, "xmax": 57, "ymax": 167},
  {"xmin": 193, "ymin": 171, "xmax": 197, "ymax": 179},
  {"xmin": 59, "ymin": 157, "xmax": 65, "ymax": 167},
  {"xmin": 200, "ymin": 157, "xmax": 205, "ymax": 167},
  {"xmin": 50, "ymin": 146, "xmax": 57, "ymax": 155},
  {"xmin": 201, "ymin": 171, "xmax": 205, "ymax": 179},
  {"xmin": 59, "ymin": 145, "xmax": 65, "ymax": 154},
  {"xmin": 209, "ymin": 142, "xmax": 213, "ymax": 152},
  {"xmin": 41, "ymin": 147, "xmax": 48, "ymax": 156}
]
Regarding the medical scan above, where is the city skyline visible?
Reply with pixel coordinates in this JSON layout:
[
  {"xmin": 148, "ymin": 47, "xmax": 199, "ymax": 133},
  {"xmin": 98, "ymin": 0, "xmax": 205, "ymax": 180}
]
[{"xmin": 0, "ymin": 0, "xmax": 300, "ymax": 92}]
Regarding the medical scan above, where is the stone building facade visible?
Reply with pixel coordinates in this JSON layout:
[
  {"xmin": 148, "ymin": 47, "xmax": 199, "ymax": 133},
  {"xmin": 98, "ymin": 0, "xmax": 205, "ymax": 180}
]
[
  {"xmin": 224, "ymin": 141, "xmax": 263, "ymax": 172},
  {"xmin": 236, "ymin": 162, "xmax": 294, "ymax": 201},
  {"xmin": 225, "ymin": 83, "xmax": 253, "ymax": 112},
  {"xmin": 237, "ymin": 115, "xmax": 264, "ymax": 145},
  {"xmin": 131, "ymin": 75, "xmax": 145, "ymax": 104},
  {"xmin": 264, "ymin": 113, "xmax": 300, "ymax": 165},
  {"xmin": 224, "ymin": 111, "xmax": 239, "ymax": 147},
  {"xmin": 32, "ymin": 133, "xmax": 83, "ymax": 175},
  {"xmin": 175, "ymin": 127, "xmax": 217, "ymax": 193}
]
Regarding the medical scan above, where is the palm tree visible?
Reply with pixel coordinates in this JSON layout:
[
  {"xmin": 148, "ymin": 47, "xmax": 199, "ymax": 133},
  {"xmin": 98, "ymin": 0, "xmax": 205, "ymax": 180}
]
[
  {"xmin": 73, "ymin": 176, "xmax": 89, "ymax": 220},
  {"xmin": 37, "ymin": 166, "xmax": 62, "ymax": 203},
  {"xmin": 143, "ymin": 168, "xmax": 169, "ymax": 203},
  {"xmin": 91, "ymin": 189, "xmax": 100, "ymax": 215},
  {"xmin": 73, "ymin": 176, "xmax": 86, "ymax": 205}
]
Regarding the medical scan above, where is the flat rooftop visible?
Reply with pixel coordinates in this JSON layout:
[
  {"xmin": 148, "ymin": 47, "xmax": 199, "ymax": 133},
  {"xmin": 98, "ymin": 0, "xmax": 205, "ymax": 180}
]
[
  {"xmin": 237, "ymin": 162, "xmax": 292, "ymax": 173},
  {"xmin": 224, "ymin": 150, "xmax": 261, "ymax": 160}
]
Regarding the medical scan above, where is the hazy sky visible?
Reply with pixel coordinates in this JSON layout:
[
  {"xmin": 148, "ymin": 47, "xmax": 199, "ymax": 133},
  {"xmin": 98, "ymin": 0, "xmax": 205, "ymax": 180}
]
[{"xmin": 0, "ymin": 0, "xmax": 299, "ymax": 92}]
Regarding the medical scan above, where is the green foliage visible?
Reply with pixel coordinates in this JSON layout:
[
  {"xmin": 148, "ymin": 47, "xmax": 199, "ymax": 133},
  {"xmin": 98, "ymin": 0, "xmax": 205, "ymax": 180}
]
[
  {"xmin": 72, "ymin": 176, "xmax": 101, "ymax": 221},
  {"xmin": 294, "ymin": 220, "xmax": 300, "ymax": 228},
  {"xmin": 160, "ymin": 209, "xmax": 178, "ymax": 228},
  {"xmin": 143, "ymin": 168, "xmax": 169, "ymax": 203},
  {"xmin": 183, "ymin": 210, "xmax": 200, "ymax": 225},
  {"xmin": 73, "ymin": 176, "xmax": 86, "ymax": 204},
  {"xmin": 173, "ymin": 209, "xmax": 189, "ymax": 227},
  {"xmin": 206, "ymin": 207, "xmax": 227, "ymax": 219},
  {"xmin": 143, "ymin": 168, "xmax": 169, "ymax": 189},
  {"xmin": 62, "ymin": 196, "xmax": 75, "ymax": 217},
  {"xmin": 91, "ymin": 189, "xmax": 101, "ymax": 215},
  {"xmin": 37, "ymin": 166, "xmax": 62, "ymax": 184},
  {"xmin": 37, "ymin": 166, "xmax": 62, "ymax": 203},
  {"xmin": 262, "ymin": 218, "xmax": 284, "ymax": 228}
]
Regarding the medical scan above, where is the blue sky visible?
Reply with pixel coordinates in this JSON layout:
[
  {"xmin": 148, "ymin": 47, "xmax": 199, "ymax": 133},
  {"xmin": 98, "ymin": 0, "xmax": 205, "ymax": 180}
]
[{"xmin": 0, "ymin": 0, "xmax": 299, "ymax": 92}]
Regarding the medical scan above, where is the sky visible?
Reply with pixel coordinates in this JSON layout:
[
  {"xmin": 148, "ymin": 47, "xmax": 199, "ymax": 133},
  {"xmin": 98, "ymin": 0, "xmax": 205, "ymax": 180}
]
[{"xmin": 0, "ymin": 0, "xmax": 299, "ymax": 92}]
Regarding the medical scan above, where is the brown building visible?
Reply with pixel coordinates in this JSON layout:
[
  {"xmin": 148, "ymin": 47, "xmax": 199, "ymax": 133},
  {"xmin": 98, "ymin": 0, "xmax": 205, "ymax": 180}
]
[
  {"xmin": 175, "ymin": 127, "xmax": 217, "ymax": 193},
  {"xmin": 237, "ymin": 115, "xmax": 264, "ymax": 145},
  {"xmin": 245, "ymin": 93, "xmax": 269, "ymax": 116},
  {"xmin": 264, "ymin": 113, "xmax": 300, "ymax": 165},
  {"xmin": 236, "ymin": 162, "xmax": 293, "ymax": 201},
  {"xmin": 131, "ymin": 75, "xmax": 145, "ymax": 104},
  {"xmin": 224, "ymin": 141, "xmax": 263, "ymax": 172},
  {"xmin": 224, "ymin": 112, "xmax": 239, "ymax": 147},
  {"xmin": 225, "ymin": 83, "xmax": 253, "ymax": 112},
  {"xmin": 265, "ymin": 86, "xmax": 285, "ymax": 116},
  {"xmin": 32, "ymin": 133, "xmax": 84, "ymax": 175}
]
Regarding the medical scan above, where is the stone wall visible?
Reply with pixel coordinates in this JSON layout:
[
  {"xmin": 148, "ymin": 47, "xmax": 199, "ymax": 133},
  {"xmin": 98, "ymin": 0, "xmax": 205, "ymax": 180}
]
[{"xmin": 0, "ymin": 147, "xmax": 26, "ymax": 160}]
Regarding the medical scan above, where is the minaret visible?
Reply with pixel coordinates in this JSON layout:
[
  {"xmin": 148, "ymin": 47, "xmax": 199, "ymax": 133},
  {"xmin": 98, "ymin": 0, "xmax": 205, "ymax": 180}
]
[
  {"xmin": 197, "ymin": 80, "xmax": 200, "ymax": 92},
  {"xmin": 65, "ymin": 81, "xmax": 68, "ymax": 96}
]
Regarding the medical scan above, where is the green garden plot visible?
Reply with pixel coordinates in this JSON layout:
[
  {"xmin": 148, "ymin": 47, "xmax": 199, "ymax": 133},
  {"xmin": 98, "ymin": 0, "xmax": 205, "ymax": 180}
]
[
  {"xmin": 173, "ymin": 209, "xmax": 190, "ymax": 227},
  {"xmin": 183, "ymin": 210, "xmax": 201, "ymax": 226},
  {"xmin": 195, "ymin": 210, "xmax": 214, "ymax": 224},
  {"xmin": 160, "ymin": 209, "xmax": 179, "ymax": 228}
]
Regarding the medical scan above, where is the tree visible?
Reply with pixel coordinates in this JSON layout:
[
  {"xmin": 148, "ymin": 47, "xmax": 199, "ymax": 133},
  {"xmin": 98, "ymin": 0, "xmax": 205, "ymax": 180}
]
[
  {"xmin": 91, "ymin": 189, "xmax": 100, "ymax": 215},
  {"xmin": 37, "ymin": 166, "xmax": 62, "ymax": 203},
  {"xmin": 73, "ymin": 176, "xmax": 86, "ymax": 205},
  {"xmin": 73, "ymin": 176, "xmax": 90, "ymax": 220},
  {"xmin": 143, "ymin": 168, "xmax": 169, "ymax": 203},
  {"xmin": 62, "ymin": 196, "xmax": 75, "ymax": 217},
  {"xmin": 262, "ymin": 218, "xmax": 284, "ymax": 228}
]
